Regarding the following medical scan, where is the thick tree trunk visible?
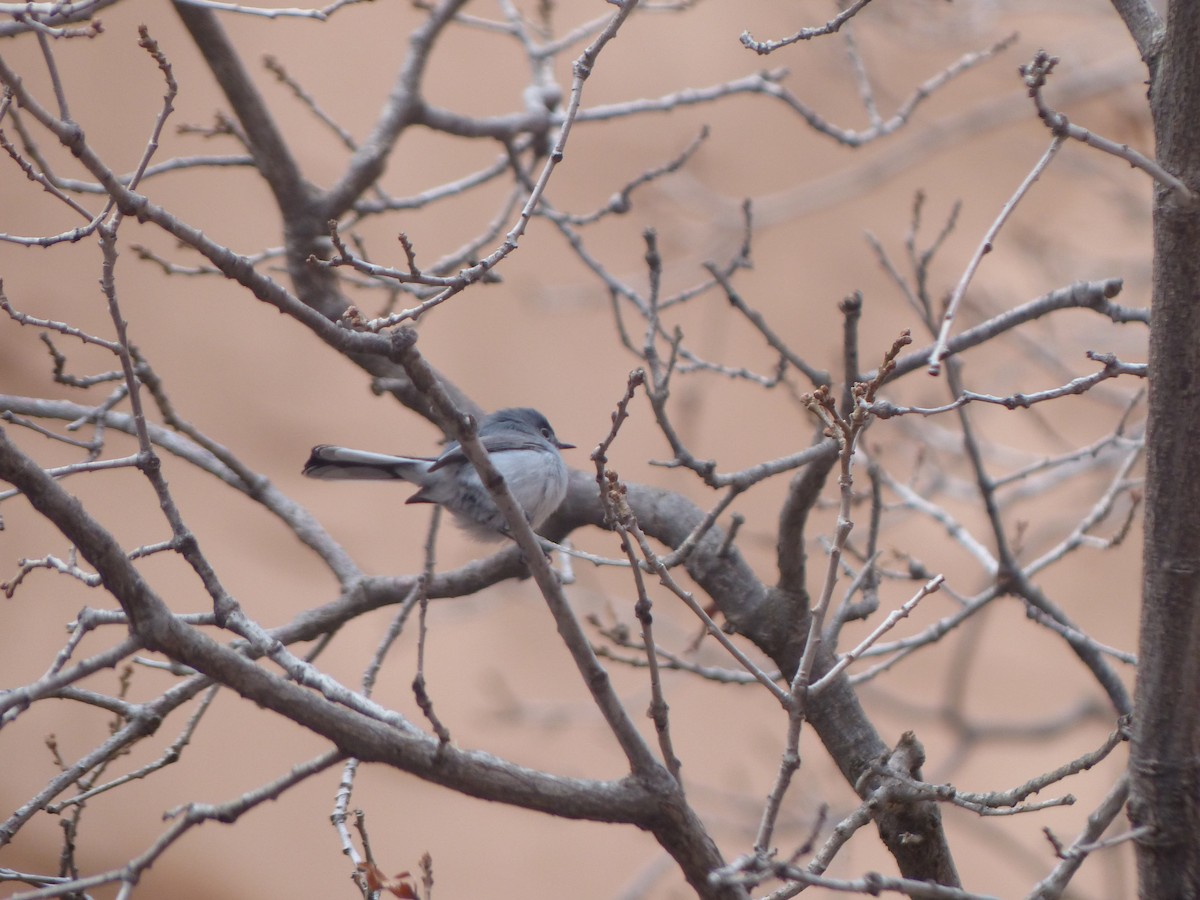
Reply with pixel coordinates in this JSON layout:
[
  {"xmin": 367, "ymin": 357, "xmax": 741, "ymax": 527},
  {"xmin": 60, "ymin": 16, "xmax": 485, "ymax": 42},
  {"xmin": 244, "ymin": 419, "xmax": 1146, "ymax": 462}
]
[{"xmin": 1132, "ymin": 2, "xmax": 1200, "ymax": 894}]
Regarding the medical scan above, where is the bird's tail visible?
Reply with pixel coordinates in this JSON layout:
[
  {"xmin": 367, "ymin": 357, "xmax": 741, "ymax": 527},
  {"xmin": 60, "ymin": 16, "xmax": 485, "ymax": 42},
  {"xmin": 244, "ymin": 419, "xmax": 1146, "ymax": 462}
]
[{"xmin": 302, "ymin": 446, "xmax": 430, "ymax": 482}]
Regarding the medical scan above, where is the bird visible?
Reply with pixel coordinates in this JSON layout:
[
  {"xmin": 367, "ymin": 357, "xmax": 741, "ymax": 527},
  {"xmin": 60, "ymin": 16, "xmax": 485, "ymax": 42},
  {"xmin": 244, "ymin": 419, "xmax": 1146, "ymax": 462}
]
[{"xmin": 303, "ymin": 407, "xmax": 574, "ymax": 541}]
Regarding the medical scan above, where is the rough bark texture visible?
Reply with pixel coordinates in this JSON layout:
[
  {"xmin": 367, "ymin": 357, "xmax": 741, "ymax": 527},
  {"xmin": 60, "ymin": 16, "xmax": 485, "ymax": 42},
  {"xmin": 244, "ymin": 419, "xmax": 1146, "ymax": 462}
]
[
  {"xmin": 561, "ymin": 472, "xmax": 960, "ymax": 884},
  {"xmin": 1132, "ymin": 1, "xmax": 1200, "ymax": 894}
]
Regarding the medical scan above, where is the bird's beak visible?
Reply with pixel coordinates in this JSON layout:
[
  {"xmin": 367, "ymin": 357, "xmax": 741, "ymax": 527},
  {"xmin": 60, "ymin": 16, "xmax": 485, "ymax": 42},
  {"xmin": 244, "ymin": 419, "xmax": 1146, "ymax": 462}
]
[{"xmin": 556, "ymin": 439, "xmax": 576, "ymax": 450}]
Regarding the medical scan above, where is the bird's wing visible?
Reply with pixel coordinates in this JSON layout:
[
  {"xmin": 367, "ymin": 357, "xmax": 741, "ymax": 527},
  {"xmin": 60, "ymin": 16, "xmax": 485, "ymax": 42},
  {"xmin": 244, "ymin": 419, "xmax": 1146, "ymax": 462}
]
[{"xmin": 427, "ymin": 437, "xmax": 544, "ymax": 472}]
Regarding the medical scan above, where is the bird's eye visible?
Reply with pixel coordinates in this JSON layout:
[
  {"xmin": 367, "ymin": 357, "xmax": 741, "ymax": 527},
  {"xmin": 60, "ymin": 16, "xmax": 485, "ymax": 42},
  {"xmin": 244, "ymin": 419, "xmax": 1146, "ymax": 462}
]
[{"xmin": 541, "ymin": 427, "xmax": 553, "ymax": 439}]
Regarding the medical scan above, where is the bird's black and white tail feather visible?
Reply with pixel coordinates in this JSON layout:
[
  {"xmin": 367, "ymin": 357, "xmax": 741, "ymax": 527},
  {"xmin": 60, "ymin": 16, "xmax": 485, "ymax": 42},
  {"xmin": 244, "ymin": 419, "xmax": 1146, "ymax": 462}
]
[{"xmin": 302, "ymin": 446, "xmax": 432, "ymax": 482}]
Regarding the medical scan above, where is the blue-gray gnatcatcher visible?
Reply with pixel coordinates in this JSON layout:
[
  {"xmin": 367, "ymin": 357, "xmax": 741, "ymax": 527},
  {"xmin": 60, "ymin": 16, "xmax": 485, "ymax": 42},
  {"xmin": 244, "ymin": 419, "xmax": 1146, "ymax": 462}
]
[{"xmin": 303, "ymin": 407, "xmax": 574, "ymax": 541}]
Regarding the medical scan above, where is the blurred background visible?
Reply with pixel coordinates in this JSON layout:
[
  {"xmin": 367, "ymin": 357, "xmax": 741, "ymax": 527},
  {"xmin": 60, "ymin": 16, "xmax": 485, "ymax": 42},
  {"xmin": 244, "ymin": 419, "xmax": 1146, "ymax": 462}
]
[{"xmin": 1, "ymin": 0, "xmax": 1148, "ymax": 896}]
